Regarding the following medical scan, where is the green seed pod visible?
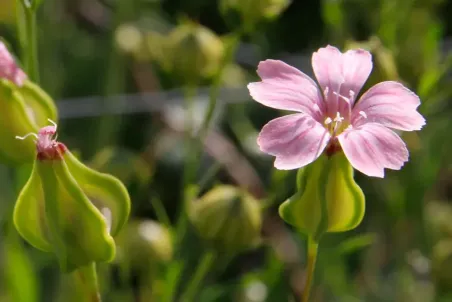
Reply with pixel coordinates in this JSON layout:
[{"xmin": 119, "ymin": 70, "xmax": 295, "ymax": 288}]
[
  {"xmin": 116, "ymin": 220, "xmax": 173, "ymax": 279},
  {"xmin": 279, "ymin": 152, "xmax": 365, "ymax": 239},
  {"xmin": 13, "ymin": 123, "xmax": 130, "ymax": 272},
  {"xmin": 220, "ymin": 0, "xmax": 290, "ymax": 32},
  {"xmin": 165, "ymin": 21, "xmax": 224, "ymax": 84},
  {"xmin": 188, "ymin": 185, "xmax": 262, "ymax": 253}
]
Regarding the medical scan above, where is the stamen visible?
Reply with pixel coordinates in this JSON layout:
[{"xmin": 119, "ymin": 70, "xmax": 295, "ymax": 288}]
[
  {"xmin": 359, "ymin": 111, "xmax": 367, "ymax": 119},
  {"xmin": 324, "ymin": 87, "xmax": 329, "ymax": 98},
  {"xmin": 15, "ymin": 132, "xmax": 38, "ymax": 140},
  {"xmin": 333, "ymin": 91, "xmax": 350, "ymax": 104},
  {"xmin": 324, "ymin": 117, "xmax": 332, "ymax": 125},
  {"xmin": 333, "ymin": 112, "xmax": 344, "ymax": 123},
  {"xmin": 47, "ymin": 118, "xmax": 57, "ymax": 130},
  {"xmin": 349, "ymin": 90, "xmax": 355, "ymax": 103}
]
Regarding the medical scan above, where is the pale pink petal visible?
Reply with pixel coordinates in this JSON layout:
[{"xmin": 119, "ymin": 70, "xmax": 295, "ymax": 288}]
[
  {"xmin": 0, "ymin": 42, "xmax": 27, "ymax": 86},
  {"xmin": 340, "ymin": 49, "xmax": 373, "ymax": 101},
  {"xmin": 337, "ymin": 123, "xmax": 409, "ymax": 177},
  {"xmin": 352, "ymin": 81, "xmax": 425, "ymax": 131},
  {"xmin": 248, "ymin": 60, "xmax": 324, "ymax": 120},
  {"xmin": 312, "ymin": 45, "xmax": 372, "ymax": 118},
  {"xmin": 257, "ymin": 113, "xmax": 330, "ymax": 170}
]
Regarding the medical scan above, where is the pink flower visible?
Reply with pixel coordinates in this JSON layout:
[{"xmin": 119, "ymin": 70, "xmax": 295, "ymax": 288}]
[
  {"xmin": 0, "ymin": 41, "xmax": 27, "ymax": 86},
  {"xmin": 248, "ymin": 45, "xmax": 425, "ymax": 177}
]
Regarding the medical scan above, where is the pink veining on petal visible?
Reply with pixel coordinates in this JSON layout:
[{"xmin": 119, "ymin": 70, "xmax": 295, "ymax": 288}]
[
  {"xmin": 257, "ymin": 113, "xmax": 330, "ymax": 170},
  {"xmin": 337, "ymin": 123, "xmax": 409, "ymax": 177},
  {"xmin": 247, "ymin": 60, "xmax": 324, "ymax": 121},
  {"xmin": 0, "ymin": 42, "xmax": 27, "ymax": 86},
  {"xmin": 312, "ymin": 45, "xmax": 372, "ymax": 120},
  {"xmin": 352, "ymin": 81, "xmax": 426, "ymax": 131},
  {"xmin": 312, "ymin": 45, "xmax": 343, "ymax": 117}
]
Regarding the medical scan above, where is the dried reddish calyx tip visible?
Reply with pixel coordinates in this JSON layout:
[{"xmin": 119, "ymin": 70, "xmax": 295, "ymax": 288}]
[{"xmin": 15, "ymin": 119, "xmax": 66, "ymax": 160}]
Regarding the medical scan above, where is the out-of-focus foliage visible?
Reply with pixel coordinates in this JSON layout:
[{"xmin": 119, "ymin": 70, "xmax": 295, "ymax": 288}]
[{"xmin": 0, "ymin": 0, "xmax": 452, "ymax": 301}]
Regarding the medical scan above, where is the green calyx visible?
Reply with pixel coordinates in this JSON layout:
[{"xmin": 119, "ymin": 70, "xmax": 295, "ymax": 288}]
[
  {"xmin": 0, "ymin": 79, "xmax": 57, "ymax": 164},
  {"xmin": 13, "ymin": 151, "xmax": 131, "ymax": 272},
  {"xmin": 279, "ymin": 152, "xmax": 365, "ymax": 240},
  {"xmin": 188, "ymin": 185, "xmax": 262, "ymax": 253}
]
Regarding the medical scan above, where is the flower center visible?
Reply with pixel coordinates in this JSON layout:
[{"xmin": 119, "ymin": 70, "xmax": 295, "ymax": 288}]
[
  {"xmin": 324, "ymin": 112, "xmax": 347, "ymax": 137},
  {"xmin": 15, "ymin": 119, "xmax": 66, "ymax": 160}
]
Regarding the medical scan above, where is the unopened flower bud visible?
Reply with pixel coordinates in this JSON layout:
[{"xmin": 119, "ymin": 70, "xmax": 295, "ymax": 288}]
[
  {"xmin": 188, "ymin": 185, "xmax": 262, "ymax": 252},
  {"xmin": 0, "ymin": 41, "xmax": 57, "ymax": 164},
  {"xmin": 220, "ymin": 0, "xmax": 290, "ymax": 31},
  {"xmin": 279, "ymin": 152, "xmax": 365, "ymax": 239},
  {"xmin": 164, "ymin": 21, "xmax": 224, "ymax": 84},
  {"xmin": 13, "ymin": 121, "xmax": 130, "ymax": 272},
  {"xmin": 116, "ymin": 220, "xmax": 172, "ymax": 279}
]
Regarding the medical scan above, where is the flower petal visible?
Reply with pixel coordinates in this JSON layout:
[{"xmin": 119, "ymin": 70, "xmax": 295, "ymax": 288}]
[
  {"xmin": 352, "ymin": 81, "xmax": 426, "ymax": 131},
  {"xmin": 337, "ymin": 123, "xmax": 409, "ymax": 177},
  {"xmin": 248, "ymin": 60, "xmax": 324, "ymax": 120},
  {"xmin": 312, "ymin": 45, "xmax": 372, "ymax": 117},
  {"xmin": 258, "ymin": 113, "xmax": 330, "ymax": 170},
  {"xmin": 0, "ymin": 42, "xmax": 27, "ymax": 86}
]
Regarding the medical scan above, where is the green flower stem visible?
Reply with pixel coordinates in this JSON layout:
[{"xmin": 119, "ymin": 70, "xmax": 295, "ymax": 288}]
[
  {"xmin": 16, "ymin": 0, "xmax": 40, "ymax": 82},
  {"xmin": 74, "ymin": 263, "xmax": 102, "ymax": 302},
  {"xmin": 180, "ymin": 250, "xmax": 216, "ymax": 302},
  {"xmin": 182, "ymin": 31, "xmax": 241, "ymax": 194},
  {"xmin": 198, "ymin": 32, "xmax": 241, "ymax": 141},
  {"xmin": 182, "ymin": 85, "xmax": 198, "ymax": 198},
  {"xmin": 302, "ymin": 236, "xmax": 318, "ymax": 302},
  {"xmin": 24, "ymin": 7, "xmax": 39, "ymax": 82}
]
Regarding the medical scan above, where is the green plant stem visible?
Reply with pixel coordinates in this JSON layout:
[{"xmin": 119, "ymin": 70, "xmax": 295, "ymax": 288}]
[
  {"xmin": 182, "ymin": 85, "xmax": 198, "ymax": 197},
  {"xmin": 302, "ymin": 237, "xmax": 318, "ymax": 302},
  {"xmin": 74, "ymin": 263, "xmax": 102, "ymax": 302},
  {"xmin": 198, "ymin": 33, "xmax": 241, "ymax": 142},
  {"xmin": 24, "ymin": 7, "xmax": 39, "ymax": 82},
  {"xmin": 16, "ymin": 0, "xmax": 39, "ymax": 82},
  {"xmin": 180, "ymin": 250, "xmax": 216, "ymax": 302},
  {"xmin": 183, "ymin": 32, "xmax": 241, "ymax": 190}
]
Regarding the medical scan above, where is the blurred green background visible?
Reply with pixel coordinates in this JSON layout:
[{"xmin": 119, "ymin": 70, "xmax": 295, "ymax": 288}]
[{"xmin": 2, "ymin": 0, "xmax": 452, "ymax": 301}]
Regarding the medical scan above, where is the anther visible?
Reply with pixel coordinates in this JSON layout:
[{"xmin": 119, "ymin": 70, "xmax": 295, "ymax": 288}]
[
  {"xmin": 359, "ymin": 111, "xmax": 367, "ymax": 119},
  {"xmin": 324, "ymin": 117, "xmax": 332, "ymax": 125},
  {"xmin": 333, "ymin": 112, "xmax": 344, "ymax": 123},
  {"xmin": 349, "ymin": 90, "xmax": 355, "ymax": 102}
]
